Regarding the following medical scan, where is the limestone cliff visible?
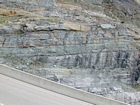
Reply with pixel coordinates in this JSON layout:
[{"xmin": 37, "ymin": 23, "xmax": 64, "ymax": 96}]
[{"xmin": 0, "ymin": 0, "xmax": 140, "ymax": 104}]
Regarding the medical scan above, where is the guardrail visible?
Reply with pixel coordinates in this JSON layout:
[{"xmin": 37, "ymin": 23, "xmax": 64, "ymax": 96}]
[{"xmin": 0, "ymin": 64, "xmax": 129, "ymax": 105}]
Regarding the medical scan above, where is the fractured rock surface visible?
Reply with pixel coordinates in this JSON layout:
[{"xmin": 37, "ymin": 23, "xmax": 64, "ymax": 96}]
[{"xmin": 0, "ymin": 0, "xmax": 140, "ymax": 104}]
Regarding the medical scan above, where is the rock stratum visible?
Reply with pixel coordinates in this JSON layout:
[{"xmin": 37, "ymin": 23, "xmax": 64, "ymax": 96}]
[{"xmin": 0, "ymin": 0, "xmax": 140, "ymax": 104}]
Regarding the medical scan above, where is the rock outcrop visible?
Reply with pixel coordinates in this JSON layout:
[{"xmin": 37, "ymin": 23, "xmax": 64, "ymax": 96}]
[
  {"xmin": 0, "ymin": 0, "xmax": 140, "ymax": 104},
  {"xmin": 103, "ymin": 0, "xmax": 140, "ymax": 27},
  {"xmin": 0, "ymin": 0, "xmax": 55, "ymax": 7}
]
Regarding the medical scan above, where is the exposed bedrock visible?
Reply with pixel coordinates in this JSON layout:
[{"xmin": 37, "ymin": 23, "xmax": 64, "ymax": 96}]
[
  {"xmin": 0, "ymin": 0, "xmax": 140, "ymax": 104},
  {"xmin": 0, "ymin": 22, "xmax": 138, "ymax": 71}
]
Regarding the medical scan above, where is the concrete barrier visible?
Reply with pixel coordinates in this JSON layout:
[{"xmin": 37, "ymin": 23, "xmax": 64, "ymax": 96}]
[{"xmin": 0, "ymin": 64, "xmax": 129, "ymax": 105}]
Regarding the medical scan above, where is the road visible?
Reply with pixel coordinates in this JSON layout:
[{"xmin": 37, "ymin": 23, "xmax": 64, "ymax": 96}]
[{"xmin": 0, "ymin": 74, "xmax": 93, "ymax": 105}]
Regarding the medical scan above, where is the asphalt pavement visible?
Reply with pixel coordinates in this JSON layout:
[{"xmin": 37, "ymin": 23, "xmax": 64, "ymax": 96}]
[{"xmin": 0, "ymin": 74, "xmax": 93, "ymax": 105}]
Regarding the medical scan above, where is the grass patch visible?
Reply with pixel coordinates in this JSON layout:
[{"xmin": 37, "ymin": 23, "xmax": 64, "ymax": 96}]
[
  {"xmin": 14, "ymin": 31, "xmax": 24, "ymax": 35},
  {"xmin": 4, "ymin": 54, "xmax": 26, "ymax": 65},
  {"xmin": 57, "ymin": 0, "xmax": 77, "ymax": 3},
  {"xmin": 67, "ymin": 66, "xmax": 72, "ymax": 69},
  {"xmin": 131, "ymin": 84, "xmax": 140, "ymax": 91},
  {"xmin": 47, "ymin": 19, "xmax": 58, "ymax": 23},
  {"xmin": 28, "ymin": 61, "xmax": 45, "ymax": 67}
]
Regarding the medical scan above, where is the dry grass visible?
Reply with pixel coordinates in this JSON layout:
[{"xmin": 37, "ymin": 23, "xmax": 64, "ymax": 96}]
[{"xmin": 0, "ymin": 15, "xmax": 20, "ymax": 24}]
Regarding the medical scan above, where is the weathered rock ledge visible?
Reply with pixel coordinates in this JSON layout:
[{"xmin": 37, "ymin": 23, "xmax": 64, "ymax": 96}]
[{"xmin": 0, "ymin": 0, "xmax": 140, "ymax": 104}]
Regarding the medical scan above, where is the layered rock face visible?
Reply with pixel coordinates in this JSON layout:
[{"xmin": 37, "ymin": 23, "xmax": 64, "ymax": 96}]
[
  {"xmin": 103, "ymin": 0, "xmax": 140, "ymax": 27},
  {"xmin": 83, "ymin": 0, "xmax": 102, "ymax": 5},
  {"xmin": 0, "ymin": 23, "xmax": 138, "ymax": 70},
  {"xmin": 0, "ymin": 0, "xmax": 140, "ymax": 104},
  {"xmin": 0, "ymin": 0, "xmax": 55, "ymax": 7}
]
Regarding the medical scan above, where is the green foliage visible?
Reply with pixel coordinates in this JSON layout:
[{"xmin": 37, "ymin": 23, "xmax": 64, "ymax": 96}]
[
  {"xmin": 47, "ymin": 19, "xmax": 58, "ymax": 23},
  {"xmin": 67, "ymin": 66, "xmax": 72, "ymax": 69},
  {"xmin": 28, "ymin": 61, "xmax": 45, "ymax": 67},
  {"xmin": 63, "ymin": 0, "xmax": 71, "ymax": 2},
  {"xmin": 0, "ymin": 15, "xmax": 20, "ymax": 25},
  {"xmin": 79, "ymin": 65, "xmax": 83, "ymax": 68},
  {"xmin": 29, "ymin": 61, "xmax": 39, "ymax": 66},
  {"xmin": 131, "ymin": 84, "xmax": 140, "ymax": 90},
  {"xmin": 14, "ymin": 31, "xmax": 24, "ymax": 35},
  {"xmin": 4, "ymin": 54, "xmax": 26, "ymax": 65},
  {"xmin": 121, "ymin": 20, "xmax": 125, "ymax": 24},
  {"xmin": 57, "ymin": 0, "xmax": 80, "ymax": 3}
]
